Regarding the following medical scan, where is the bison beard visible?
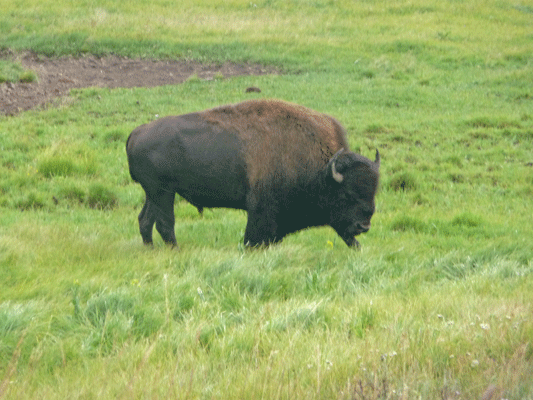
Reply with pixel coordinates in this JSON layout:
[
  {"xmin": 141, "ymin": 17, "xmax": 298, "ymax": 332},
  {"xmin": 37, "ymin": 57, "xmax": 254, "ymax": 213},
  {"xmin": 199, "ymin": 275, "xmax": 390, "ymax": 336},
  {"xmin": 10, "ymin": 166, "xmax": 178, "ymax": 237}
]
[{"xmin": 126, "ymin": 99, "xmax": 380, "ymax": 249}]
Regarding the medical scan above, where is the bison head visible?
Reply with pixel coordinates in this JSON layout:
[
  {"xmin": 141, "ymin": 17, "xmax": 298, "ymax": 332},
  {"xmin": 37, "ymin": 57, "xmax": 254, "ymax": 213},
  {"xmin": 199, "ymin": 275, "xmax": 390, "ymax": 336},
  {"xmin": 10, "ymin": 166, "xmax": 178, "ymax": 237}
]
[{"xmin": 326, "ymin": 149, "xmax": 380, "ymax": 247}]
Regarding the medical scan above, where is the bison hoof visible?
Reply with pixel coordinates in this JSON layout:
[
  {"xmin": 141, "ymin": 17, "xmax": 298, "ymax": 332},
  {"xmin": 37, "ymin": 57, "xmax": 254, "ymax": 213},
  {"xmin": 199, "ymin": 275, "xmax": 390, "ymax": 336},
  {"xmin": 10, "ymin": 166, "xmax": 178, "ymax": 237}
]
[{"xmin": 343, "ymin": 237, "xmax": 361, "ymax": 249}]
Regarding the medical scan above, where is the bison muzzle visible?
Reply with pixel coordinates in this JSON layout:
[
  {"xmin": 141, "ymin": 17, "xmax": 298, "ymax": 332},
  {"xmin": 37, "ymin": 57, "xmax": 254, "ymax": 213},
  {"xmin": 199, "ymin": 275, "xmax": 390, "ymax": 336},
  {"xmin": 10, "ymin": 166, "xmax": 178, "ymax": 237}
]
[{"xmin": 126, "ymin": 99, "xmax": 380, "ymax": 248}]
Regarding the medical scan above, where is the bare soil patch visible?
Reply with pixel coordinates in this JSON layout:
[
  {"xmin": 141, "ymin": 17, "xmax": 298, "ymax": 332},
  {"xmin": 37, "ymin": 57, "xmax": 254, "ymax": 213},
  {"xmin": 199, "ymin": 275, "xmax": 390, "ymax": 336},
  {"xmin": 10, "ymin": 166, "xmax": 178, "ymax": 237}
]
[{"xmin": 1, "ymin": 51, "xmax": 275, "ymax": 115}]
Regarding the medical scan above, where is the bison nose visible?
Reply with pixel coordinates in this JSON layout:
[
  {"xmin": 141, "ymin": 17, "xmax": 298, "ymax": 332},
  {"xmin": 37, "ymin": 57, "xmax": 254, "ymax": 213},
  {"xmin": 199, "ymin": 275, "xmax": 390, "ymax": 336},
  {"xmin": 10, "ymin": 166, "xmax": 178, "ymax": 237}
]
[{"xmin": 357, "ymin": 223, "xmax": 370, "ymax": 233}]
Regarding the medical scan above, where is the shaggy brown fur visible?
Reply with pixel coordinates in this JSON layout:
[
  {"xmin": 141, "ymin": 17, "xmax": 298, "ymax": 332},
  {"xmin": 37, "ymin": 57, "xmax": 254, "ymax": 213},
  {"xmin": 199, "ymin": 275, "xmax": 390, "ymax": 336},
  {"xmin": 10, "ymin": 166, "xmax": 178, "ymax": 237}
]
[{"xmin": 199, "ymin": 99, "xmax": 350, "ymax": 186}]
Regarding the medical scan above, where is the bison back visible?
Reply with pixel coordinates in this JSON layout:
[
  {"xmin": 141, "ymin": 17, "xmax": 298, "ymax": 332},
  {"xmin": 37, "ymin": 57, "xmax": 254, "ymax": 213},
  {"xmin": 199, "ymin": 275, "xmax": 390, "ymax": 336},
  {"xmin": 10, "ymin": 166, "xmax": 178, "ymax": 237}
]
[{"xmin": 126, "ymin": 113, "xmax": 248, "ymax": 210}]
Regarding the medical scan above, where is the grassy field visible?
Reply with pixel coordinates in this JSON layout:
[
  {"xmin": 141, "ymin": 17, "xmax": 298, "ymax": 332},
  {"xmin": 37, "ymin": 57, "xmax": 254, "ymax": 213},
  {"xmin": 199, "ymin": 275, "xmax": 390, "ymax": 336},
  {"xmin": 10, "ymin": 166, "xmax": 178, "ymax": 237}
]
[{"xmin": 1, "ymin": 0, "xmax": 533, "ymax": 398}]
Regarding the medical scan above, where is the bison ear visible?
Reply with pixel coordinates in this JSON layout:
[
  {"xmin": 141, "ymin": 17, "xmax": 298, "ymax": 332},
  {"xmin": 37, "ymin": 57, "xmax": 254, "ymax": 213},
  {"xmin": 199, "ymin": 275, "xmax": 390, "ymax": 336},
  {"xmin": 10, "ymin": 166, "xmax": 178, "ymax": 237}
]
[
  {"xmin": 374, "ymin": 149, "xmax": 380, "ymax": 168},
  {"xmin": 329, "ymin": 148, "xmax": 345, "ymax": 184}
]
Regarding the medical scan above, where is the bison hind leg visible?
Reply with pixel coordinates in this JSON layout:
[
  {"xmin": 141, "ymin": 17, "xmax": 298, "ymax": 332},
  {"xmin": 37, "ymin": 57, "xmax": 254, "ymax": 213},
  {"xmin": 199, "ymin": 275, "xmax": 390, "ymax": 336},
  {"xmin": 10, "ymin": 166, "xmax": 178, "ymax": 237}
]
[
  {"xmin": 140, "ymin": 188, "xmax": 178, "ymax": 247},
  {"xmin": 138, "ymin": 198, "xmax": 156, "ymax": 245},
  {"xmin": 153, "ymin": 191, "xmax": 178, "ymax": 247}
]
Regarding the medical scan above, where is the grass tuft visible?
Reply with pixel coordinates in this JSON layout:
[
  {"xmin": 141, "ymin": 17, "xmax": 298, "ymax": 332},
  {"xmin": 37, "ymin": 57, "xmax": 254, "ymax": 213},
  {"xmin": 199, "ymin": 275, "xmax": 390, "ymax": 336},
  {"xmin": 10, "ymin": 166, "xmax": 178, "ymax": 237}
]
[
  {"xmin": 58, "ymin": 184, "xmax": 86, "ymax": 204},
  {"xmin": 390, "ymin": 215, "xmax": 426, "ymax": 233},
  {"xmin": 0, "ymin": 60, "xmax": 38, "ymax": 83},
  {"xmin": 87, "ymin": 184, "xmax": 118, "ymax": 209},
  {"xmin": 389, "ymin": 172, "xmax": 418, "ymax": 191},
  {"xmin": 15, "ymin": 192, "xmax": 47, "ymax": 210},
  {"xmin": 451, "ymin": 212, "xmax": 484, "ymax": 228},
  {"xmin": 19, "ymin": 70, "xmax": 38, "ymax": 83},
  {"xmin": 37, "ymin": 157, "xmax": 77, "ymax": 178}
]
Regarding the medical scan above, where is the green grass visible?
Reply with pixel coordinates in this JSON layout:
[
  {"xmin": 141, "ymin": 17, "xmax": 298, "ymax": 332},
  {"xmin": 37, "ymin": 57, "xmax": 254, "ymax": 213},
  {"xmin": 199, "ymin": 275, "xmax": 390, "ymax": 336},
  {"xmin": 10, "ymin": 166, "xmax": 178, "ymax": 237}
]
[
  {"xmin": 1, "ymin": 0, "xmax": 533, "ymax": 399},
  {"xmin": 0, "ymin": 60, "xmax": 37, "ymax": 83}
]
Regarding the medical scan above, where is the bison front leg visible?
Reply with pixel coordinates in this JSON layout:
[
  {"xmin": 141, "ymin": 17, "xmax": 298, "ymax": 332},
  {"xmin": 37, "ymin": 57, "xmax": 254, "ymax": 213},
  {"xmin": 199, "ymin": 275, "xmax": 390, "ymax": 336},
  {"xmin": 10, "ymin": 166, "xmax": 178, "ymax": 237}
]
[
  {"xmin": 244, "ymin": 216, "xmax": 280, "ymax": 247},
  {"xmin": 244, "ymin": 196, "xmax": 281, "ymax": 247}
]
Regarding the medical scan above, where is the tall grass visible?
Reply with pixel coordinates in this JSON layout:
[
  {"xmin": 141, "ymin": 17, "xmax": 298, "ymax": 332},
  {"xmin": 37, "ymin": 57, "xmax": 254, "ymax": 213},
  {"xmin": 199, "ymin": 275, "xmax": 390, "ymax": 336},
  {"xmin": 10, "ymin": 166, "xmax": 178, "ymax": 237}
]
[{"xmin": 1, "ymin": 0, "xmax": 533, "ymax": 398}]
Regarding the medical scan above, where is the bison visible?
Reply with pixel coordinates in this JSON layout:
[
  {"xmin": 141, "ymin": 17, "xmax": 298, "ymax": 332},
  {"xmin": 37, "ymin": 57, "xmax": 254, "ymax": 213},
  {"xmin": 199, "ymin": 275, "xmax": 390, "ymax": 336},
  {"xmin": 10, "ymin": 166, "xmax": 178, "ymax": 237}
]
[{"xmin": 126, "ymin": 99, "xmax": 380, "ymax": 248}]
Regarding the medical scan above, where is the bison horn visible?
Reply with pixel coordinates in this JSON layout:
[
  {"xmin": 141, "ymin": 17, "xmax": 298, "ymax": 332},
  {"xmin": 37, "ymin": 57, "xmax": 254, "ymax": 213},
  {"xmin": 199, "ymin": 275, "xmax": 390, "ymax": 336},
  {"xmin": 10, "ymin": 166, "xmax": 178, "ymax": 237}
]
[
  {"xmin": 374, "ymin": 149, "xmax": 380, "ymax": 168},
  {"xmin": 330, "ymin": 148, "xmax": 345, "ymax": 184}
]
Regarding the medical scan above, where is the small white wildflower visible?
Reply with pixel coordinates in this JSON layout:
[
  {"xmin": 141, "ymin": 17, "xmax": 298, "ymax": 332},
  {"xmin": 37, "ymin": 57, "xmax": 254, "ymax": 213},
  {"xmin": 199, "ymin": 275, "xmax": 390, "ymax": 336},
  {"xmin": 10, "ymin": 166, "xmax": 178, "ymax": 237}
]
[
  {"xmin": 197, "ymin": 287, "xmax": 205, "ymax": 301},
  {"xmin": 471, "ymin": 359, "xmax": 479, "ymax": 367},
  {"xmin": 480, "ymin": 323, "xmax": 490, "ymax": 330},
  {"xmin": 437, "ymin": 314, "xmax": 444, "ymax": 320}
]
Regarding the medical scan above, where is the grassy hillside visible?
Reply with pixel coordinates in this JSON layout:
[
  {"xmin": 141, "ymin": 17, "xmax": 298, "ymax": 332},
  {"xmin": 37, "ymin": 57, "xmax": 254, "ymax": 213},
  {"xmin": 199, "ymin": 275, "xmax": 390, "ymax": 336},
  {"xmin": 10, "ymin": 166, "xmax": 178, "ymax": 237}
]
[{"xmin": 1, "ymin": 0, "xmax": 532, "ymax": 398}]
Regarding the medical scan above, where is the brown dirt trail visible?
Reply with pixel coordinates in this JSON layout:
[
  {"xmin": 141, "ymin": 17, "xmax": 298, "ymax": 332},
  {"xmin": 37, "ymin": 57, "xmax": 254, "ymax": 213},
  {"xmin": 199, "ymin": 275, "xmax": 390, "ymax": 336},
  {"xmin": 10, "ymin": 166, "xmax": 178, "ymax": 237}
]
[{"xmin": 1, "ymin": 51, "xmax": 275, "ymax": 115}]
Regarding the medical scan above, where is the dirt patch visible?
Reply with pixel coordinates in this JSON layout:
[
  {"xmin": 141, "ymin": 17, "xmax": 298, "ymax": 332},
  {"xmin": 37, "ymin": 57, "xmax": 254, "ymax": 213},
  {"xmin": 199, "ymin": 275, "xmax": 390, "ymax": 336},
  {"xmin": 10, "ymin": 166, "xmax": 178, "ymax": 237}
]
[{"xmin": 0, "ymin": 51, "xmax": 276, "ymax": 116}]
